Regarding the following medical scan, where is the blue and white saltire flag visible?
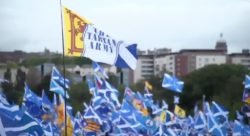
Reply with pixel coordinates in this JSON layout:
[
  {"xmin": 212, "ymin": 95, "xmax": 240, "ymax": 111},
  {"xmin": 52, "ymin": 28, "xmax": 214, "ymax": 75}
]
[
  {"xmin": 162, "ymin": 73, "xmax": 184, "ymax": 93},
  {"xmin": 117, "ymin": 116, "xmax": 138, "ymax": 134},
  {"xmin": 87, "ymin": 80, "xmax": 97, "ymax": 96},
  {"xmin": 208, "ymin": 113, "xmax": 226, "ymax": 136},
  {"xmin": 0, "ymin": 111, "xmax": 44, "ymax": 136},
  {"xmin": 162, "ymin": 100, "xmax": 168, "ymax": 110},
  {"xmin": 174, "ymin": 96, "xmax": 179, "ymax": 104},
  {"xmin": 152, "ymin": 125, "xmax": 167, "ymax": 136},
  {"xmin": 80, "ymin": 24, "xmax": 138, "ymax": 69},
  {"xmin": 0, "ymin": 101, "xmax": 19, "ymax": 119},
  {"xmin": 233, "ymin": 120, "xmax": 243, "ymax": 136},
  {"xmin": 93, "ymin": 61, "xmax": 109, "ymax": 79},
  {"xmin": 245, "ymin": 75, "xmax": 250, "ymax": 89},
  {"xmin": 50, "ymin": 79, "xmax": 69, "ymax": 99},
  {"xmin": 0, "ymin": 92, "xmax": 9, "ymax": 105},
  {"xmin": 84, "ymin": 106, "xmax": 102, "ymax": 125},
  {"xmin": 51, "ymin": 66, "xmax": 70, "ymax": 89},
  {"xmin": 194, "ymin": 102, "xmax": 199, "ymax": 120},
  {"xmin": 212, "ymin": 101, "xmax": 229, "ymax": 122},
  {"xmin": 42, "ymin": 90, "xmax": 52, "ymax": 109},
  {"xmin": 0, "ymin": 77, "xmax": 9, "ymax": 83},
  {"xmin": 23, "ymin": 83, "xmax": 42, "ymax": 106},
  {"xmin": 194, "ymin": 111, "xmax": 206, "ymax": 131},
  {"xmin": 236, "ymin": 110, "xmax": 243, "ymax": 122}
]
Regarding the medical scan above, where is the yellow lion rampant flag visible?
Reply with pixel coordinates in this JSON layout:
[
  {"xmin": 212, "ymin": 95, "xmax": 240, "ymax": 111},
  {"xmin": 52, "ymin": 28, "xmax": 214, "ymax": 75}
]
[
  {"xmin": 174, "ymin": 105, "xmax": 186, "ymax": 118},
  {"xmin": 145, "ymin": 81, "xmax": 153, "ymax": 90},
  {"xmin": 61, "ymin": 115, "xmax": 73, "ymax": 136},
  {"xmin": 62, "ymin": 6, "xmax": 92, "ymax": 57}
]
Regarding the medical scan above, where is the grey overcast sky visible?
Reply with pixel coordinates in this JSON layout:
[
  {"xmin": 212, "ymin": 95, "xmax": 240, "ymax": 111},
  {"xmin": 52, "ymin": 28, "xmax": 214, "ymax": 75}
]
[{"xmin": 0, "ymin": 0, "xmax": 249, "ymax": 53}]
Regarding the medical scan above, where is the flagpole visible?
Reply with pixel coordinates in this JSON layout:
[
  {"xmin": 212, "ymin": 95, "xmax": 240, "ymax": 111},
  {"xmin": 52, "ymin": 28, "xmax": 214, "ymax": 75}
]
[{"xmin": 59, "ymin": 0, "xmax": 68, "ymax": 135}]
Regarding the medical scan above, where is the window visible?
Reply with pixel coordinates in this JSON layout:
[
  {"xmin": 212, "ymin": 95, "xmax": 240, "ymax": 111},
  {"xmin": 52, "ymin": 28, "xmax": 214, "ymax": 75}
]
[
  {"xmin": 213, "ymin": 58, "xmax": 215, "ymax": 61},
  {"xmin": 178, "ymin": 63, "xmax": 180, "ymax": 66},
  {"xmin": 199, "ymin": 58, "xmax": 201, "ymax": 61},
  {"xmin": 178, "ymin": 68, "xmax": 180, "ymax": 71},
  {"xmin": 178, "ymin": 73, "xmax": 180, "ymax": 75},
  {"xmin": 177, "ymin": 58, "xmax": 180, "ymax": 61},
  {"xmin": 169, "ymin": 62, "xmax": 173, "ymax": 65},
  {"xmin": 170, "ymin": 57, "xmax": 173, "ymax": 60},
  {"xmin": 163, "ymin": 64, "xmax": 166, "ymax": 67}
]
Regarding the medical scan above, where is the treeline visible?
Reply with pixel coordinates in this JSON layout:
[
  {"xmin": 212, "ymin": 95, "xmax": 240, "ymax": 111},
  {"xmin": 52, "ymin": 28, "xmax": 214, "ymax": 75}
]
[
  {"xmin": 1, "ymin": 64, "xmax": 249, "ymax": 119},
  {"xmin": 20, "ymin": 56, "xmax": 93, "ymax": 67}
]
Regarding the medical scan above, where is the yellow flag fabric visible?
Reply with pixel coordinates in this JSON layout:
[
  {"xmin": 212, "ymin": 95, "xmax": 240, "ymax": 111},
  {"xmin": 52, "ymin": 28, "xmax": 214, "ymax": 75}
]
[
  {"xmin": 141, "ymin": 108, "xmax": 148, "ymax": 116},
  {"xmin": 145, "ymin": 81, "xmax": 153, "ymax": 90},
  {"xmin": 174, "ymin": 105, "xmax": 186, "ymax": 118},
  {"xmin": 61, "ymin": 115, "xmax": 73, "ymax": 136},
  {"xmin": 160, "ymin": 110, "xmax": 166, "ymax": 121},
  {"xmin": 62, "ymin": 6, "xmax": 92, "ymax": 57},
  {"xmin": 84, "ymin": 119, "xmax": 101, "ymax": 132},
  {"xmin": 245, "ymin": 97, "xmax": 250, "ymax": 104},
  {"xmin": 57, "ymin": 103, "xmax": 65, "ymax": 127}
]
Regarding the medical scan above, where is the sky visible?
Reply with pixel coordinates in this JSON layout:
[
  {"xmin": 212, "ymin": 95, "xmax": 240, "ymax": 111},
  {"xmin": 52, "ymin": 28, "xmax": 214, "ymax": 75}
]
[{"xmin": 0, "ymin": 0, "xmax": 249, "ymax": 53}]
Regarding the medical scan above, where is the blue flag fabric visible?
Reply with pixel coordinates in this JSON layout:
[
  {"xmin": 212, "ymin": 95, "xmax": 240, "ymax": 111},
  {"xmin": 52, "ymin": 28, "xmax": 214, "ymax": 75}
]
[{"xmin": 0, "ymin": 111, "xmax": 44, "ymax": 135}]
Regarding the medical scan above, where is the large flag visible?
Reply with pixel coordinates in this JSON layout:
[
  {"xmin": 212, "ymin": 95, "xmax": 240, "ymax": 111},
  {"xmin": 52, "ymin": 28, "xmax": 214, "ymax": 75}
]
[
  {"xmin": 62, "ymin": 7, "xmax": 138, "ymax": 69},
  {"xmin": 162, "ymin": 74, "xmax": 184, "ymax": 93}
]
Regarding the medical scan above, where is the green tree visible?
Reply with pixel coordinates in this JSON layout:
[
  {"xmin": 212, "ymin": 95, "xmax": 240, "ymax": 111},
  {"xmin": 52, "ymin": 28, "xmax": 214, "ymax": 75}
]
[
  {"xmin": 6, "ymin": 61, "xmax": 18, "ymax": 68},
  {"xmin": 179, "ymin": 64, "xmax": 249, "ymax": 117}
]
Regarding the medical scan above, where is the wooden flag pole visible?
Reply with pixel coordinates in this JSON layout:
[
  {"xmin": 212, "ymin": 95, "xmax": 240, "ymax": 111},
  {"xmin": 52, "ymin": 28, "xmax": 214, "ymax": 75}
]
[{"xmin": 59, "ymin": 0, "xmax": 67, "ymax": 135}]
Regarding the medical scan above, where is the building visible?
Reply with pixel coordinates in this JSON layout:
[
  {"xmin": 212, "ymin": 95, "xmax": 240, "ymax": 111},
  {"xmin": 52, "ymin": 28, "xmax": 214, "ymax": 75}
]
[
  {"xmin": 175, "ymin": 49, "xmax": 227, "ymax": 78},
  {"xmin": 154, "ymin": 53, "xmax": 176, "ymax": 76},
  {"xmin": 229, "ymin": 49, "xmax": 250, "ymax": 70},
  {"xmin": 133, "ymin": 55, "xmax": 154, "ymax": 83},
  {"xmin": 132, "ymin": 33, "xmax": 230, "ymax": 81}
]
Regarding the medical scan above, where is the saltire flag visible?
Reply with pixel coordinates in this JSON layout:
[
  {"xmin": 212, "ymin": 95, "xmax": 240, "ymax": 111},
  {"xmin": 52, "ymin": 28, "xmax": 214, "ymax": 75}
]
[
  {"xmin": 162, "ymin": 73, "xmax": 184, "ymax": 93},
  {"xmin": 244, "ymin": 75, "xmax": 250, "ymax": 89},
  {"xmin": 51, "ymin": 66, "xmax": 70, "ymax": 89},
  {"xmin": 62, "ymin": 6, "xmax": 138, "ymax": 69},
  {"xmin": 93, "ymin": 61, "xmax": 109, "ymax": 79},
  {"xmin": 0, "ymin": 111, "xmax": 44, "ymax": 136},
  {"xmin": 50, "ymin": 79, "xmax": 69, "ymax": 99},
  {"xmin": 174, "ymin": 96, "xmax": 179, "ymax": 104},
  {"xmin": 243, "ymin": 89, "xmax": 250, "ymax": 103},
  {"xmin": 42, "ymin": 90, "xmax": 52, "ymax": 109}
]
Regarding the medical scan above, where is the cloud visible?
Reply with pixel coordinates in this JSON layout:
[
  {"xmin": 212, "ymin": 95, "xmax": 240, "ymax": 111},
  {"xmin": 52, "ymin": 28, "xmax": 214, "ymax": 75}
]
[{"xmin": 0, "ymin": 0, "xmax": 249, "ymax": 53}]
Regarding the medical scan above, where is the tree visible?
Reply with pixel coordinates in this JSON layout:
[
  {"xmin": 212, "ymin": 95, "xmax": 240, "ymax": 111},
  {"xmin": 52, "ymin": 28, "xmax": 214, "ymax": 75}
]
[
  {"xmin": 26, "ymin": 67, "xmax": 42, "ymax": 90},
  {"xmin": 15, "ymin": 68, "xmax": 26, "ymax": 91},
  {"xmin": 179, "ymin": 64, "xmax": 249, "ymax": 117},
  {"xmin": 6, "ymin": 61, "xmax": 18, "ymax": 68}
]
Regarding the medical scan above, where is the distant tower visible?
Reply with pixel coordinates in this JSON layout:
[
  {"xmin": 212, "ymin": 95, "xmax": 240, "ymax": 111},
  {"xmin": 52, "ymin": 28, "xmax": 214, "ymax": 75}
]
[{"xmin": 215, "ymin": 33, "xmax": 227, "ymax": 53}]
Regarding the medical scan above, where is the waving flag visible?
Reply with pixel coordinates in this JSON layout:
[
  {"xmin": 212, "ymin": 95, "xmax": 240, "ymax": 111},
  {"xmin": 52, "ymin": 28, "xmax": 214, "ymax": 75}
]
[
  {"xmin": 51, "ymin": 66, "xmax": 70, "ymax": 89},
  {"xmin": 62, "ymin": 7, "xmax": 138, "ymax": 69},
  {"xmin": 23, "ymin": 83, "xmax": 42, "ymax": 106},
  {"xmin": 0, "ymin": 111, "xmax": 44, "ymax": 136},
  {"xmin": 208, "ymin": 113, "xmax": 226, "ymax": 136},
  {"xmin": 236, "ymin": 110, "xmax": 243, "ymax": 122},
  {"xmin": 0, "ymin": 101, "xmax": 19, "ymax": 119},
  {"xmin": 233, "ymin": 120, "xmax": 243, "ymax": 136},
  {"xmin": 174, "ymin": 105, "xmax": 186, "ymax": 118},
  {"xmin": 93, "ymin": 61, "xmax": 109, "ymax": 79},
  {"xmin": 241, "ymin": 105, "xmax": 250, "ymax": 118},
  {"xmin": 244, "ymin": 75, "xmax": 250, "ymax": 89},
  {"xmin": 174, "ymin": 96, "xmax": 179, "ymax": 104},
  {"xmin": 242, "ymin": 89, "xmax": 250, "ymax": 103},
  {"xmin": 162, "ymin": 74, "xmax": 184, "ymax": 93},
  {"xmin": 42, "ymin": 90, "xmax": 52, "ymax": 109},
  {"xmin": 50, "ymin": 79, "xmax": 69, "ymax": 98},
  {"xmin": 212, "ymin": 101, "xmax": 229, "ymax": 123},
  {"xmin": 26, "ymin": 100, "xmax": 45, "ymax": 120}
]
